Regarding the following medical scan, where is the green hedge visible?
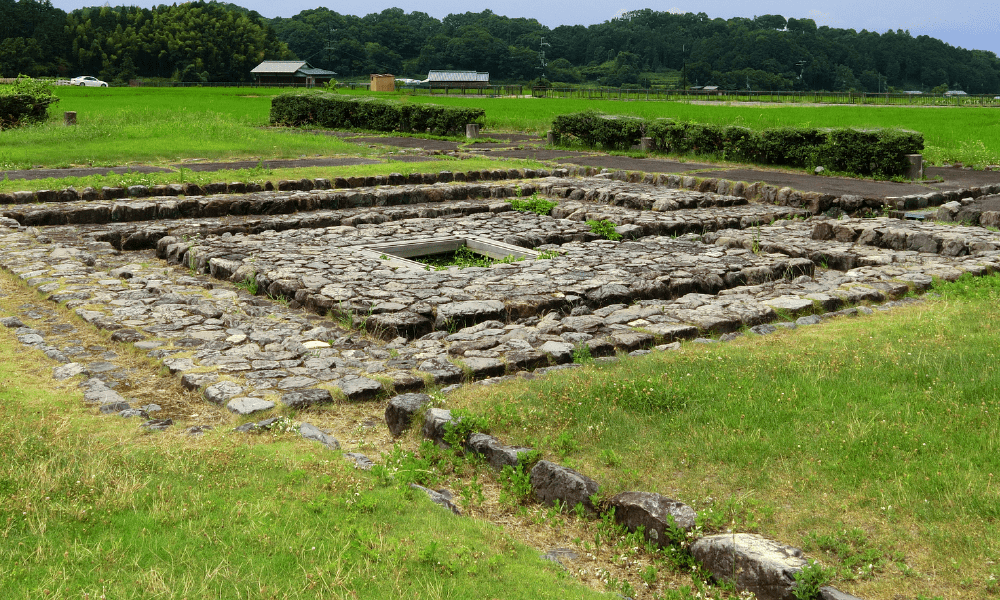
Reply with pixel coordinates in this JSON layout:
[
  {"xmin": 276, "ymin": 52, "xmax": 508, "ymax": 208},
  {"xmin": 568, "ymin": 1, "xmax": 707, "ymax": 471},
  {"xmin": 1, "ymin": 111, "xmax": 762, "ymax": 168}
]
[
  {"xmin": 270, "ymin": 92, "xmax": 484, "ymax": 136},
  {"xmin": 552, "ymin": 110, "xmax": 924, "ymax": 177},
  {"xmin": 0, "ymin": 76, "xmax": 59, "ymax": 130}
]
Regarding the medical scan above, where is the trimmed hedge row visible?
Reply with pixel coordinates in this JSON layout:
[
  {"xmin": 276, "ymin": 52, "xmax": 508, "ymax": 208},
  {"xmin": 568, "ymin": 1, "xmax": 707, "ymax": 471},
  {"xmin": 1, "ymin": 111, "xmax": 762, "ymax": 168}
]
[
  {"xmin": 0, "ymin": 76, "xmax": 59, "ymax": 130},
  {"xmin": 270, "ymin": 91, "xmax": 484, "ymax": 136},
  {"xmin": 551, "ymin": 111, "xmax": 924, "ymax": 177}
]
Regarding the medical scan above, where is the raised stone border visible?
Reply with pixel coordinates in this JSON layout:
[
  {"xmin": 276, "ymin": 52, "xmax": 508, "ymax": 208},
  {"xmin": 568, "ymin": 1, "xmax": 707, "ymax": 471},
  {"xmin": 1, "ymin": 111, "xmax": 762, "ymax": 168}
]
[
  {"xmin": 387, "ymin": 393, "xmax": 864, "ymax": 600},
  {"xmin": 6, "ymin": 162, "xmax": 1000, "ymax": 225}
]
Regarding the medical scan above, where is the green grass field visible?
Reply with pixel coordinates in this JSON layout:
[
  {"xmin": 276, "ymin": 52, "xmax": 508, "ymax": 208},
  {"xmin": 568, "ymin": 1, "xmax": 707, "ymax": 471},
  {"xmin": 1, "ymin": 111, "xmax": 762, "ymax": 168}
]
[
  {"xmin": 0, "ymin": 87, "xmax": 365, "ymax": 170},
  {"xmin": 3, "ymin": 87, "xmax": 999, "ymax": 173},
  {"xmin": 397, "ymin": 94, "xmax": 1000, "ymax": 167}
]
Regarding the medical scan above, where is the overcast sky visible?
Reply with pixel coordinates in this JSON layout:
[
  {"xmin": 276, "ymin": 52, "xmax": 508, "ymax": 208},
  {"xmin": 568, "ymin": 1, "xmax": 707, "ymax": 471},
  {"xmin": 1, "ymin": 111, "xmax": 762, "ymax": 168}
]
[{"xmin": 48, "ymin": 0, "xmax": 1000, "ymax": 56}]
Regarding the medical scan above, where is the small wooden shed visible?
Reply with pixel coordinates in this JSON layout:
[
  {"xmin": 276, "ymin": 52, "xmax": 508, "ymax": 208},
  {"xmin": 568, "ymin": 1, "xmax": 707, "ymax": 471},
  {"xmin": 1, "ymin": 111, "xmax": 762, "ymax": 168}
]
[{"xmin": 370, "ymin": 74, "xmax": 395, "ymax": 92}]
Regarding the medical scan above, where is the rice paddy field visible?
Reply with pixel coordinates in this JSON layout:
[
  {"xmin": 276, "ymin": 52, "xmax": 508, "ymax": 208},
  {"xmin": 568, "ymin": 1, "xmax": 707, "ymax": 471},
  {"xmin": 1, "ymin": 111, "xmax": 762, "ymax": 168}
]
[
  {"xmin": 400, "ymin": 94, "xmax": 1000, "ymax": 167},
  {"xmin": 1, "ymin": 86, "xmax": 999, "ymax": 171}
]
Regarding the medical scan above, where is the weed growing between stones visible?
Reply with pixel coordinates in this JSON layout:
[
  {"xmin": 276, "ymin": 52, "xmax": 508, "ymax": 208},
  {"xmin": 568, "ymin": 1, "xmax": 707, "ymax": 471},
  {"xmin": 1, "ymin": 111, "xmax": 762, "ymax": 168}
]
[
  {"xmin": 416, "ymin": 245, "xmax": 524, "ymax": 270},
  {"xmin": 510, "ymin": 193, "xmax": 558, "ymax": 216},
  {"xmin": 572, "ymin": 342, "xmax": 593, "ymax": 363},
  {"xmin": 586, "ymin": 219, "xmax": 623, "ymax": 241},
  {"xmin": 792, "ymin": 560, "xmax": 834, "ymax": 599},
  {"xmin": 498, "ymin": 464, "xmax": 533, "ymax": 507},
  {"xmin": 235, "ymin": 272, "xmax": 259, "ymax": 295}
]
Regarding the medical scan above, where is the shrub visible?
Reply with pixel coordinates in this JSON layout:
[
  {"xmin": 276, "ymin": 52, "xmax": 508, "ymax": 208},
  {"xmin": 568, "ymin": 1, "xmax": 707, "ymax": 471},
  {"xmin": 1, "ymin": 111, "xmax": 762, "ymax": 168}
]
[
  {"xmin": 552, "ymin": 110, "xmax": 923, "ymax": 177},
  {"xmin": 270, "ymin": 91, "xmax": 484, "ymax": 136},
  {"xmin": 0, "ymin": 76, "xmax": 59, "ymax": 130}
]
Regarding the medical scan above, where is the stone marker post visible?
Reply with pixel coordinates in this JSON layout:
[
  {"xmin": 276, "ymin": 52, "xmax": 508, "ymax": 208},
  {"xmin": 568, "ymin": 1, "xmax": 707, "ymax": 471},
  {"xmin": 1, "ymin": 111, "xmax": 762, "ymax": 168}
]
[
  {"xmin": 640, "ymin": 137, "xmax": 652, "ymax": 153},
  {"xmin": 906, "ymin": 154, "xmax": 923, "ymax": 180},
  {"xmin": 546, "ymin": 131, "xmax": 555, "ymax": 145},
  {"xmin": 465, "ymin": 123, "xmax": 480, "ymax": 139},
  {"xmin": 64, "ymin": 111, "xmax": 77, "ymax": 126}
]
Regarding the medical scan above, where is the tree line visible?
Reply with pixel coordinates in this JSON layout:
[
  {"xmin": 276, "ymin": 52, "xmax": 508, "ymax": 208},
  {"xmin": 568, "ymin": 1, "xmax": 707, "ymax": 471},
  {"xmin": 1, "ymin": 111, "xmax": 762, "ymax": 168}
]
[{"xmin": 3, "ymin": 0, "xmax": 1000, "ymax": 93}]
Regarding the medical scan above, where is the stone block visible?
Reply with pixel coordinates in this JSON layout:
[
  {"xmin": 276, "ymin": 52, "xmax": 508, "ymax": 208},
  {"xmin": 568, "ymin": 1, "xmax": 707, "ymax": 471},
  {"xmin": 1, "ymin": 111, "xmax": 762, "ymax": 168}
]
[
  {"xmin": 227, "ymin": 397, "xmax": 275, "ymax": 415},
  {"xmin": 530, "ymin": 460, "xmax": 599, "ymax": 512},
  {"xmin": 690, "ymin": 534, "xmax": 806, "ymax": 600},
  {"xmin": 608, "ymin": 491, "xmax": 697, "ymax": 547},
  {"xmin": 336, "ymin": 375, "xmax": 382, "ymax": 401},
  {"xmin": 385, "ymin": 393, "xmax": 432, "ymax": 436},
  {"xmin": 204, "ymin": 381, "xmax": 243, "ymax": 405},
  {"xmin": 435, "ymin": 300, "xmax": 505, "ymax": 329},
  {"xmin": 422, "ymin": 407, "xmax": 454, "ymax": 444},
  {"xmin": 281, "ymin": 388, "xmax": 333, "ymax": 408},
  {"xmin": 410, "ymin": 483, "xmax": 461, "ymax": 515},
  {"xmin": 466, "ymin": 433, "xmax": 534, "ymax": 470}
]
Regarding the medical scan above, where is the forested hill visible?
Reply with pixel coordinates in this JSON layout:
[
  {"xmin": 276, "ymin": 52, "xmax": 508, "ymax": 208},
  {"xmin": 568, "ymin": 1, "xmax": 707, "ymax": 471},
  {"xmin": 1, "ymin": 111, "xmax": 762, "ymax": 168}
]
[
  {"xmin": 3, "ymin": 0, "xmax": 1000, "ymax": 93},
  {"xmin": 271, "ymin": 8, "xmax": 1000, "ymax": 93}
]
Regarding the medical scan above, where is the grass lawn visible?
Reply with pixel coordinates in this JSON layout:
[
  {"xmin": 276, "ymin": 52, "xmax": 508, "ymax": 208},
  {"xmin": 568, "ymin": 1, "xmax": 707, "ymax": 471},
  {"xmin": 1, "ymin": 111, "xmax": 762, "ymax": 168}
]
[
  {"xmin": 0, "ymin": 295, "xmax": 605, "ymax": 600},
  {"xmin": 438, "ymin": 274, "xmax": 1000, "ymax": 599},
  {"xmin": 0, "ymin": 87, "xmax": 366, "ymax": 170},
  {"xmin": 0, "ymin": 157, "xmax": 547, "ymax": 195}
]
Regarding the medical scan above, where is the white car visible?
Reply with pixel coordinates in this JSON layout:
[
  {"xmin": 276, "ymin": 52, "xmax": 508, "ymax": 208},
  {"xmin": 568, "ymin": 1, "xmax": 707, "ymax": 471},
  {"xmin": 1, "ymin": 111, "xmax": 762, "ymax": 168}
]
[{"xmin": 69, "ymin": 76, "xmax": 108, "ymax": 87}]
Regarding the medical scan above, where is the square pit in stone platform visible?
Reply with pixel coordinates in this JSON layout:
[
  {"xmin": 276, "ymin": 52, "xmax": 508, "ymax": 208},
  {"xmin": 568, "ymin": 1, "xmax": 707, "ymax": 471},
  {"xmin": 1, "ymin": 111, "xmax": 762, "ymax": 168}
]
[{"xmin": 355, "ymin": 235, "xmax": 539, "ymax": 271}]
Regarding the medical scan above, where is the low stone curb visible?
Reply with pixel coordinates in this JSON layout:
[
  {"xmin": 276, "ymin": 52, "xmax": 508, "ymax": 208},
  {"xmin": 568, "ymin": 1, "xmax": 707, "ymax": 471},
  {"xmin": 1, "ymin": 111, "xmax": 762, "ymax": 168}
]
[
  {"xmin": 391, "ymin": 394, "xmax": 866, "ymax": 600},
  {"xmin": 0, "ymin": 167, "xmax": 581, "ymax": 206}
]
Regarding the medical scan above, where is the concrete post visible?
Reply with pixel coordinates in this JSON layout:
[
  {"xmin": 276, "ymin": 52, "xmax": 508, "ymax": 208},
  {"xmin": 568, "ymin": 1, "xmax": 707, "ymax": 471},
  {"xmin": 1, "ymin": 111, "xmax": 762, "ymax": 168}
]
[
  {"xmin": 64, "ymin": 111, "xmax": 77, "ymax": 126},
  {"xmin": 906, "ymin": 154, "xmax": 923, "ymax": 180},
  {"xmin": 546, "ymin": 131, "xmax": 555, "ymax": 145},
  {"xmin": 640, "ymin": 137, "xmax": 652, "ymax": 153},
  {"xmin": 465, "ymin": 123, "xmax": 480, "ymax": 139}
]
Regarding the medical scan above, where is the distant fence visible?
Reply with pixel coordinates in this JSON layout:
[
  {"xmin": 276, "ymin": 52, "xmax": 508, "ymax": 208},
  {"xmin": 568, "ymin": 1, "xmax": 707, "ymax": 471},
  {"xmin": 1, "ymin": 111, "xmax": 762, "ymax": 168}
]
[
  {"xmin": 5, "ymin": 78, "xmax": 994, "ymax": 106},
  {"xmin": 3, "ymin": 79, "xmax": 525, "ymax": 96},
  {"xmin": 531, "ymin": 87, "xmax": 1000, "ymax": 107}
]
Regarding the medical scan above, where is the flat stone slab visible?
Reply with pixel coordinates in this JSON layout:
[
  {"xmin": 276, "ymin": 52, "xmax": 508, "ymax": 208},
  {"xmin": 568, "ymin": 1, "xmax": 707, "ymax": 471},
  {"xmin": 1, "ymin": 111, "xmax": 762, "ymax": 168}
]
[
  {"xmin": 281, "ymin": 388, "xmax": 333, "ymax": 409},
  {"xmin": 203, "ymin": 381, "xmax": 243, "ymax": 404},
  {"xmin": 762, "ymin": 296, "xmax": 816, "ymax": 316},
  {"xmin": 226, "ymin": 397, "xmax": 275, "ymax": 415},
  {"xmin": 299, "ymin": 422, "xmax": 340, "ymax": 450}
]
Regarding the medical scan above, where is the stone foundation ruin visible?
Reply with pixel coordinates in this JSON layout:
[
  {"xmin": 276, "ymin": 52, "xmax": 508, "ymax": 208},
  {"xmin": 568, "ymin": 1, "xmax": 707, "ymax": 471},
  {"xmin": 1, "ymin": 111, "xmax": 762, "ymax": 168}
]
[{"xmin": 3, "ymin": 166, "xmax": 999, "ymax": 599}]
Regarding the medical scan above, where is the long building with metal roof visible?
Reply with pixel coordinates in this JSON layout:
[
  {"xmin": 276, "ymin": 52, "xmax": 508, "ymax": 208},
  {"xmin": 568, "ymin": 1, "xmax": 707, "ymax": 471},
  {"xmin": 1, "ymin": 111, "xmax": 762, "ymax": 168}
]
[
  {"xmin": 426, "ymin": 70, "xmax": 490, "ymax": 88},
  {"xmin": 251, "ymin": 61, "xmax": 337, "ymax": 86}
]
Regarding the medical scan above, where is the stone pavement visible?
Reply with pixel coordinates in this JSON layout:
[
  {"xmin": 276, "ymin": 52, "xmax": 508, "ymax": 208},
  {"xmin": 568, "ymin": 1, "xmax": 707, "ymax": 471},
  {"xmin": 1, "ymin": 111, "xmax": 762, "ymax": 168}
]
[{"xmin": 1, "ymin": 169, "xmax": 998, "ymax": 421}]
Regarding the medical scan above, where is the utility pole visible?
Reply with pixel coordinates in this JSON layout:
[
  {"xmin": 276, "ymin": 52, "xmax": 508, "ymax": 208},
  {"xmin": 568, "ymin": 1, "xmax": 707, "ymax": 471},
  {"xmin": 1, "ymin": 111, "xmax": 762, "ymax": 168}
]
[
  {"xmin": 795, "ymin": 60, "xmax": 807, "ymax": 81},
  {"xmin": 325, "ymin": 28, "xmax": 337, "ymax": 73},
  {"xmin": 680, "ymin": 43, "xmax": 688, "ymax": 90},
  {"xmin": 537, "ymin": 36, "xmax": 551, "ymax": 80}
]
